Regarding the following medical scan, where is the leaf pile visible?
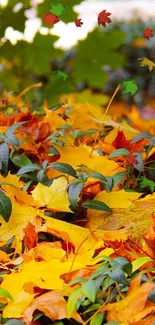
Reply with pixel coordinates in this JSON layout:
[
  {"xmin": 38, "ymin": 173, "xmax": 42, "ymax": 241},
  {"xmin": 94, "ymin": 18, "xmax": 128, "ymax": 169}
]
[{"xmin": 0, "ymin": 92, "xmax": 155, "ymax": 325}]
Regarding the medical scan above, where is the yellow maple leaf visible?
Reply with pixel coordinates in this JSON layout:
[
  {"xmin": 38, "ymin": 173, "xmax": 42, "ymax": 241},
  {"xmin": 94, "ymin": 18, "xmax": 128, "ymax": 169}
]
[
  {"xmin": 2, "ymin": 290, "xmax": 34, "ymax": 318},
  {"xmin": 31, "ymin": 177, "xmax": 72, "ymax": 212},
  {"xmin": 0, "ymin": 199, "xmax": 42, "ymax": 251},
  {"xmin": 137, "ymin": 57, "xmax": 155, "ymax": 72},
  {"xmin": 0, "ymin": 172, "xmax": 37, "ymax": 206},
  {"xmin": 87, "ymin": 192, "xmax": 155, "ymax": 241},
  {"xmin": 47, "ymin": 145, "xmax": 124, "ymax": 179}
]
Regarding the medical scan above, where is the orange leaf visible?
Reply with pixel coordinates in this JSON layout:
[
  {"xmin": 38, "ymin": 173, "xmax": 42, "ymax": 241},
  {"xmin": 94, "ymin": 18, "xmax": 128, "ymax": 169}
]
[
  {"xmin": 22, "ymin": 290, "xmax": 83, "ymax": 324},
  {"xmin": 24, "ymin": 222, "xmax": 38, "ymax": 250},
  {"xmin": 101, "ymin": 274, "xmax": 155, "ymax": 324}
]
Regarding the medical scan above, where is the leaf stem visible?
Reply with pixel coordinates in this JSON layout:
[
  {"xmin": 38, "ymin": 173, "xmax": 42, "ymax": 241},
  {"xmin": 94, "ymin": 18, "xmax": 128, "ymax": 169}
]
[
  {"xmin": 89, "ymin": 84, "xmax": 121, "ymax": 157},
  {"xmin": 13, "ymin": 82, "xmax": 42, "ymax": 103}
]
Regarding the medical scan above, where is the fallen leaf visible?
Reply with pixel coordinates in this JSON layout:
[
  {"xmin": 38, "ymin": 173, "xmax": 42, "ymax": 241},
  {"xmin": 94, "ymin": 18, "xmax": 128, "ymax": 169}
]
[
  {"xmin": 22, "ymin": 290, "xmax": 83, "ymax": 324},
  {"xmin": 31, "ymin": 177, "xmax": 72, "ymax": 213},
  {"xmin": 100, "ymin": 274, "xmax": 155, "ymax": 324},
  {"xmin": 24, "ymin": 222, "xmax": 38, "ymax": 251}
]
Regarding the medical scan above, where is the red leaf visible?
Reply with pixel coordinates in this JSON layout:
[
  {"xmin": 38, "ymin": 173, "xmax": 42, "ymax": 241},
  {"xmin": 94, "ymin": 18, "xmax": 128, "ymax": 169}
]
[
  {"xmin": 24, "ymin": 222, "xmax": 38, "ymax": 250},
  {"xmin": 126, "ymin": 153, "xmax": 138, "ymax": 168},
  {"xmin": 75, "ymin": 18, "xmax": 83, "ymax": 27},
  {"xmin": 98, "ymin": 10, "xmax": 112, "ymax": 28},
  {"xmin": 61, "ymin": 241, "xmax": 75, "ymax": 254},
  {"xmin": 42, "ymin": 12, "xmax": 60, "ymax": 25},
  {"xmin": 143, "ymin": 28, "xmax": 154, "ymax": 40},
  {"xmin": 112, "ymin": 130, "xmax": 130, "ymax": 150}
]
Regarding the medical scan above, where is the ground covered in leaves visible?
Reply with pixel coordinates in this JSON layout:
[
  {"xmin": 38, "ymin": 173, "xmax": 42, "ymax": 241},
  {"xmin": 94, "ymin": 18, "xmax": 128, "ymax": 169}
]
[{"xmin": 1, "ymin": 93, "xmax": 155, "ymax": 325}]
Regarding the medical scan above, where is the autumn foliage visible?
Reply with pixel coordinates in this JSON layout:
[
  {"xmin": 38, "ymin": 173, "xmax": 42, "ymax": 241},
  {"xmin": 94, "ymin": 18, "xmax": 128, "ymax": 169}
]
[{"xmin": 0, "ymin": 89, "xmax": 155, "ymax": 325}]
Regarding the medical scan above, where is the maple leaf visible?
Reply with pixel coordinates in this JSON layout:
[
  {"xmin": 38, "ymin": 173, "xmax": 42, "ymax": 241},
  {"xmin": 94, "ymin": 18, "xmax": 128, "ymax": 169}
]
[
  {"xmin": 42, "ymin": 12, "xmax": 60, "ymax": 25},
  {"xmin": 31, "ymin": 177, "xmax": 72, "ymax": 212},
  {"xmin": 101, "ymin": 274, "xmax": 155, "ymax": 324},
  {"xmin": 22, "ymin": 290, "xmax": 83, "ymax": 324},
  {"xmin": 143, "ymin": 27, "xmax": 153, "ymax": 40},
  {"xmin": 120, "ymin": 79, "xmax": 138, "ymax": 96},
  {"xmin": 126, "ymin": 152, "xmax": 138, "ymax": 168},
  {"xmin": 137, "ymin": 57, "xmax": 155, "ymax": 72},
  {"xmin": 98, "ymin": 10, "xmax": 112, "ymax": 28},
  {"xmin": 24, "ymin": 222, "xmax": 38, "ymax": 250},
  {"xmin": 137, "ymin": 176, "xmax": 155, "ymax": 193},
  {"xmin": 50, "ymin": 2, "xmax": 66, "ymax": 16},
  {"xmin": 75, "ymin": 18, "xmax": 83, "ymax": 27},
  {"xmin": 53, "ymin": 70, "xmax": 68, "ymax": 81}
]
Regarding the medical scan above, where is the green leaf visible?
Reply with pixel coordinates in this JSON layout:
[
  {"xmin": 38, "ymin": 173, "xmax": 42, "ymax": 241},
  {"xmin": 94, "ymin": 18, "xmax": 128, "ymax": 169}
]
[
  {"xmin": 0, "ymin": 33, "xmax": 63, "ymax": 75},
  {"xmin": 0, "ymin": 288, "xmax": 12, "ymax": 301},
  {"xmin": 16, "ymin": 164, "xmax": 41, "ymax": 175},
  {"xmin": 109, "ymin": 148, "xmax": 130, "ymax": 158},
  {"xmin": 109, "ymin": 269, "xmax": 128, "ymax": 286},
  {"xmin": 90, "ymin": 172, "xmax": 108, "ymax": 184},
  {"xmin": 0, "ymin": 191, "xmax": 12, "ymax": 222},
  {"xmin": 137, "ymin": 176, "xmax": 155, "ymax": 193},
  {"xmin": 81, "ymin": 199, "xmax": 112, "ymax": 212},
  {"xmin": 90, "ymin": 313, "xmax": 105, "ymax": 325},
  {"xmin": 148, "ymin": 289, "xmax": 155, "ymax": 303},
  {"xmin": 67, "ymin": 286, "xmax": 81, "ymax": 319},
  {"xmin": 6, "ymin": 121, "xmax": 28, "ymax": 134},
  {"xmin": 133, "ymin": 152, "xmax": 143, "ymax": 172},
  {"xmin": 130, "ymin": 132, "xmax": 151, "ymax": 144},
  {"xmin": 4, "ymin": 320, "xmax": 26, "ymax": 325},
  {"xmin": 11, "ymin": 155, "xmax": 32, "ymax": 167},
  {"xmin": 68, "ymin": 181, "xmax": 84, "ymax": 208},
  {"xmin": 114, "ymin": 257, "xmax": 132, "ymax": 276},
  {"xmin": 53, "ymin": 70, "xmax": 68, "ymax": 81},
  {"xmin": 47, "ymin": 162, "xmax": 77, "ymax": 178},
  {"xmin": 132, "ymin": 257, "xmax": 153, "ymax": 273},
  {"xmin": 112, "ymin": 172, "xmax": 127, "ymax": 187},
  {"xmin": 81, "ymin": 279, "xmax": 96, "ymax": 303},
  {"xmin": 0, "ymin": 143, "xmax": 9, "ymax": 175},
  {"xmin": 72, "ymin": 28, "xmax": 126, "ymax": 88},
  {"xmin": 0, "ymin": 302, "xmax": 6, "ymax": 309},
  {"xmin": 150, "ymin": 138, "xmax": 155, "ymax": 146},
  {"xmin": 50, "ymin": 3, "xmax": 66, "ymax": 16},
  {"xmin": 22, "ymin": 180, "xmax": 33, "ymax": 192},
  {"xmin": 38, "ymin": 0, "xmax": 82, "ymax": 24},
  {"xmin": 120, "ymin": 79, "xmax": 138, "ymax": 96},
  {"xmin": 6, "ymin": 133, "xmax": 19, "ymax": 147},
  {"xmin": 0, "ymin": 5, "xmax": 26, "ymax": 38}
]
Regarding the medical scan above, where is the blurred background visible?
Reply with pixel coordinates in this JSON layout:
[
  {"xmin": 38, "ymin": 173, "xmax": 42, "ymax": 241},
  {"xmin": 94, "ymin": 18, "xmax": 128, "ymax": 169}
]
[{"xmin": 0, "ymin": 0, "xmax": 155, "ymax": 117}]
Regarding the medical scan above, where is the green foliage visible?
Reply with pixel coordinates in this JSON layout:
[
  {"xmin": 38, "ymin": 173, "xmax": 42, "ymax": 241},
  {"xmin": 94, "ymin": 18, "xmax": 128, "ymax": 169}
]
[
  {"xmin": 109, "ymin": 148, "xmax": 130, "ymax": 158},
  {"xmin": 81, "ymin": 199, "xmax": 112, "ymax": 212},
  {"xmin": 47, "ymin": 162, "xmax": 77, "ymax": 177},
  {"xmin": 50, "ymin": 2, "xmax": 66, "ymax": 16},
  {"xmin": 37, "ymin": 0, "xmax": 83, "ymax": 24},
  {"xmin": 0, "ymin": 288, "xmax": 12, "ymax": 301},
  {"xmin": 0, "ymin": 191, "xmax": 12, "ymax": 222},
  {"xmin": 137, "ymin": 176, "xmax": 155, "ymax": 193},
  {"xmin": 0, "ymin": 5, "xmax": 27, "ymax": 38},
  {"xmin": 72, "ymin": 29, "xmax": 126, "ymax": 88},
  {"xmin": 120, "ymin": 79, "xmax": 138, "ymax": 96}
]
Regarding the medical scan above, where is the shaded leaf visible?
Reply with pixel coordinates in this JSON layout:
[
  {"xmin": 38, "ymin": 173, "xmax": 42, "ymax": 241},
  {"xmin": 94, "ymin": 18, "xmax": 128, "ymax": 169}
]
[
  {"xmin": 0, "ymin": 288, "xmax": 12, "ymax": 301},
  {"xmin": 81, "ymin": 279, "xmax": 96, "ymax": 303},
  {"xmin": 81, "ymin": 199, "xmax": 112, "ymax": 212},
  {"xmin": 0, "ymin": 191, "xmax": 12, "ymax": 222},
  {"xmin": 47, "ymin": 162, "xmax": 77, "ymax": 178}
]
